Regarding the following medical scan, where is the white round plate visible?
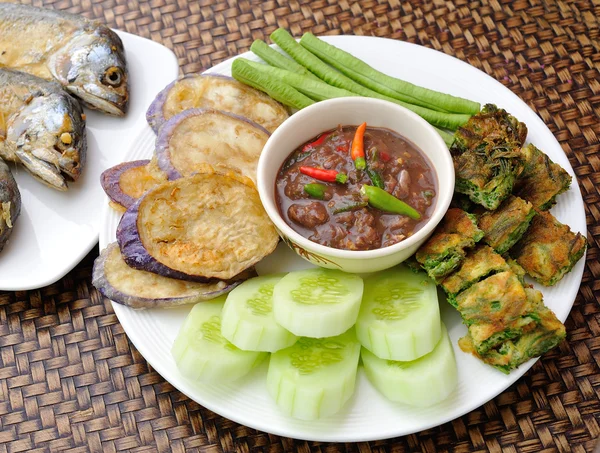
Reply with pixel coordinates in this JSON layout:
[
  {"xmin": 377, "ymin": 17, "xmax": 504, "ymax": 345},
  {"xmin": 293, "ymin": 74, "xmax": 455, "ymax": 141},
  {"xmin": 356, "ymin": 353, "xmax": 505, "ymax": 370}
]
[
  {"xmin": 0, "ymin": 31, "xmax": 178, "ymax": 290},
  {"xmin": 99, "ymin": 36, "xmax": 586, "ymax": 442}
]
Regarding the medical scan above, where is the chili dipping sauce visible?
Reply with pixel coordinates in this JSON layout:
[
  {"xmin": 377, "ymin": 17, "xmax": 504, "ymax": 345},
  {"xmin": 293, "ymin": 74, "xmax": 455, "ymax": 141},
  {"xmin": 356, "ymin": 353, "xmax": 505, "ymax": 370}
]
[{"xmin": 275, "ymin": 125, "xmax": 438, "ymax": 251}]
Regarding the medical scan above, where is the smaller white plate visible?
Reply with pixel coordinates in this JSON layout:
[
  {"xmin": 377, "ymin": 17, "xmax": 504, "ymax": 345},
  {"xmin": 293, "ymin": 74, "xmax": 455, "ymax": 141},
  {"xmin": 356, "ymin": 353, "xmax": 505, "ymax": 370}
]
[{"xmin": 0, "ymin": 31, "xmax": 179, "ymax": 291}]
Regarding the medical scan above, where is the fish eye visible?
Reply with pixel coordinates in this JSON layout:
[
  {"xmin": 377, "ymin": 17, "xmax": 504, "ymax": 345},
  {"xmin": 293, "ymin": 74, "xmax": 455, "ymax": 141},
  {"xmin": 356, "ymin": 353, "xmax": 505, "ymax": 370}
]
[{"xmin": 103, "ymin": 67, "xmax": 123, "ymax": 87}]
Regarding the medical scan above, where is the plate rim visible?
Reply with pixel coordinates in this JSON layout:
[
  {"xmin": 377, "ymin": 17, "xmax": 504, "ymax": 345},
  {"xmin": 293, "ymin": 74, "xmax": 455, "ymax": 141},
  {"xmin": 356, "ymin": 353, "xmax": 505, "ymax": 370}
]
[{"xmin": 103, "ymin": 34, "xmax": 587, "ymax": 442}]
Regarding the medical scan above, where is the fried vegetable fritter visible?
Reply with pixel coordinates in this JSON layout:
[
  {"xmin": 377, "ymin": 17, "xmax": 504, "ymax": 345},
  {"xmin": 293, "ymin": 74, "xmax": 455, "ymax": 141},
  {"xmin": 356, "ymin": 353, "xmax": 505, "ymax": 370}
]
[
  {"xmin": 451, "ymin": 105, "xmax": 528, "ymax": 210},
  {"xmin": 454, "ymin": 271, "xmax": 537, "ymax": 355},
  {"xmin": 513, "ymin": 144, "xmax": 571, "ymax": 210},
  {"xmin": 458, "ymin": 287, "xmax": 566, "ymax": 373},
  {"xmin": 415, "ymin": 208, "xmax": 484, "ymax": 281},
  {"xmin": 478, "ymin": 195, "xmax": 535, "ymax": 254},
  {"xmin": 450, "ymin": 104, "xmax": 528, "ymax": 156},
  {"xmin": 511, "ymin": 210, "xmax": 587, "ymax": 286},
  {"xmin": 441, "ymin": 245, "xmax": 510, "ymax": 299}
]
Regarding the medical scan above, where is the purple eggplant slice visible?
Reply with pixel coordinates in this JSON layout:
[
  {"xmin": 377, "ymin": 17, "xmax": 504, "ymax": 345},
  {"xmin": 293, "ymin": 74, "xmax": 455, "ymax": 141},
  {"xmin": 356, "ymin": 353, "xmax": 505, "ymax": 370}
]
[
  {"xmin": 146, "ymin": 74, "xmax": 288, "ymax": 133},
  {"xmin": 116, "ymin": 171, "xmax": 279, "ymax": 281},
  {"xmin": 100, "ymin": 158, "xmax": 168, "ymax": 210},
  {"xmin": 155, "ymin": 108, "xmax": 270, "ymax": 185},
  {"xmin": 92, "ymin": 243, "xmax": 241, "ymax": 309}
]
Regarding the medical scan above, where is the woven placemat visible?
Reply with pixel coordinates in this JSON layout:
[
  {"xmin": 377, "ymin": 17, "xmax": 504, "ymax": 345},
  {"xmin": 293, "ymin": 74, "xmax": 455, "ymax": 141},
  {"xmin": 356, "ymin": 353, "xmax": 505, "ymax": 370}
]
[{"xmin": 1, "ymin": 0, "xmax": 599, "ymax": 451}]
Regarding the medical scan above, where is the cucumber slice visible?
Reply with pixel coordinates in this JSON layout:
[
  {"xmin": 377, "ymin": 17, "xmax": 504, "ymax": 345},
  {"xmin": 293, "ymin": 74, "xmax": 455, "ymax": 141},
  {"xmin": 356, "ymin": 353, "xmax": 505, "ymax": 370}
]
[
  {"xmin": 273, "ymin": 268, "xmax": 364, "ymax": 338},
  {"xmin": 221, "ymin": 274, "xmax": 298, "ymax": 352},
  {"xmin": 361, "ymin": 323, "xmax": 458, "ymax": 407},
  {"xmin": 355, "ymin": 265, "xmax": 441, "ymax": 361},
  {"xmin": 171, "ymin": 296, "xmax": 267, "ymax": 382},
  {"xmin": 267, "ymin": 328, "xmax": 361, "ymax": 420}
]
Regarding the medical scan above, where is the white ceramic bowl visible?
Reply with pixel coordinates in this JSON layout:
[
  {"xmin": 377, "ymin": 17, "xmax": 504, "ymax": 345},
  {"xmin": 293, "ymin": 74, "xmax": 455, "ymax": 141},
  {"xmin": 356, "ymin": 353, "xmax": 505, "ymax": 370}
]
[{"xmin": 257, "ymin": 97, "xmax": 454, "ymax": 273}]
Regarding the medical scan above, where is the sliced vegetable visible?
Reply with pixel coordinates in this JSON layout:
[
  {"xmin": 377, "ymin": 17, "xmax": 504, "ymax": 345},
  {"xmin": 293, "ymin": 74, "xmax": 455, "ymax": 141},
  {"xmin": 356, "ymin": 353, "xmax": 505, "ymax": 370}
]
[
  {"xmin": 146, "ymin": 74, "xmax": 289, "ymax": 133},
  {"xmin": 272, "ymin": 268, "xmax": 363, "ymax": 338},
  {"xmin": 266, "ymin": 329, "xmax": 361, "ymax": 420},
  {"xmin": 303, "ymin": 132, "xmax": 330, "ymax": 152},
  {"xmin": 251, "ymin": 39, "xmax": 321, "ymax": 81},
  {"xmin": 238, "ymin": 59, "xmax": 358, "ymax": 102},
  {"xmin": 269, "ymin": 28, "xmax": 471, "ymax": 130},
  {"xmin": 366, "ymin": 167, "xmax": 384, "ymax": 189},
  {"xmin": 155, "ymin": 108, "xmax": 269, "ymax": 184},
  {"xmin": 300, "ymin": 166, "xmax": 348, "ymax": 184},
  {"xmin": 172, "ymin": 297, "xmax": 267, "ymax": 382},
  {"xmin": 333, "ymin": 201, "xmax": 368, "ymax": 214},
  {"xmin": 117, "ymin": 172, "xmax": 279, "ymax": 281},
  {"xmin": 355, "ymin": 266, "xmax": 441, "ymax": 361},
  {"xmin": 221, "ymin": 274, "xmax": 298, "ymax": 352},
  {"xmin": 361, "ymin": 323, "xmax": 458, "ymax": 407},
  {"xmin": 93, "ymin": 243, "xmax": 243, "ymax": 309},
  {"xmin": 350, "ymin": 122, "xmax": 367, "ymax": 170},
  {"xmin": 299, "ymin": 32, "xmax": 480, "ymax": 115},
  {"xmin": 360, "ymin": 185, "xmax": 421, "ymax": 219},
  {"xmin": 304, "ymin": 183, "xmax": 327, "ymax": 199},
  {"xmin": 100, "ymin": 159, "xmax": 168, "ymax": 211},
  {"xmin": 231, "ymin": 58, "xmax": 314, "ymax": 110}
]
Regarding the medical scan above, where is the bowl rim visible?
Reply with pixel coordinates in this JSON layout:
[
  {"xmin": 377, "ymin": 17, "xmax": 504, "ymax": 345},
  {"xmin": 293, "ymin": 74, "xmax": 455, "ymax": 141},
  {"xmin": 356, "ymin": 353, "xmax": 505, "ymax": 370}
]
[{"xmin": 257, "ymin": 97, "xmax": 455, "ymax": 261}]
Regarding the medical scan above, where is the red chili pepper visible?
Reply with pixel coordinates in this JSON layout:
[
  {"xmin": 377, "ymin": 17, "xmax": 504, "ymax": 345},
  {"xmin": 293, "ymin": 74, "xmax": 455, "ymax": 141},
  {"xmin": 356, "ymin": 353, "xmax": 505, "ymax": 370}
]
[
  {"xmin": 300, "ymin": 166, "xmax": 348, "ymax": 184},
  {"xmin": 302, "ymin": 132, "xmax": 330, "ymax": 152},
  {"xmin": 351, "ymin": 122, "xmax": 367, "ymax": 170},
  {"xmin": 379, "ymin": 151, "xmax": 391, "ymax": 162}
]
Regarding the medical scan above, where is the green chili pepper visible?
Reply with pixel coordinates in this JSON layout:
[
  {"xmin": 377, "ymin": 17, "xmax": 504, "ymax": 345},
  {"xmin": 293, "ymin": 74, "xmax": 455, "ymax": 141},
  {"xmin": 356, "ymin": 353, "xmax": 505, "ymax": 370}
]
[
  {"xmin": 333, "ymin": 201, "xmax": 368, "ymax": 214},
  {"xmin": 304, "ymin": 183, "xmax": 327, "ymax": 199},
  {"xmin": 360, "ymin": 184, "xmax": 421, "ymax": 219},
  {"xmin": 366, "ymin": 167, "xmax": 385, "ymax": 189}
]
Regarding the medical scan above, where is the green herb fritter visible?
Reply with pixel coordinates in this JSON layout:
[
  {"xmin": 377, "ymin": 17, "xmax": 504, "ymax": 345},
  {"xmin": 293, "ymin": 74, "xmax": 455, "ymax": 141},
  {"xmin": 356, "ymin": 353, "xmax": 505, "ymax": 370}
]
[
  {"xmin": 415, "ymin": 208, "xmax": 484, "ymax": 282},
  {"xmin": 511, "ymin": 210, "xmax": 587, "ymax": 286},
  {"xmin": 513, "ymin": 143, "xmax": 571, "ymax": 210},
  {"xmin": 451, "ymin": 104, "xmax": 528, "ymax": 210},
  {"xmin": 478, "ymin": 195, "xmax": 536, "ymax": 254},
  {"xmin": 458, "ymin": 287, "xmax": 565, "ymax": 373},
  {"xmin": 453, "ymin": 270, "xmax": 538, "ymax": 355},
  {"xmin": 441, "ymin": 245, "xmax": 510, "ymax": 299}
]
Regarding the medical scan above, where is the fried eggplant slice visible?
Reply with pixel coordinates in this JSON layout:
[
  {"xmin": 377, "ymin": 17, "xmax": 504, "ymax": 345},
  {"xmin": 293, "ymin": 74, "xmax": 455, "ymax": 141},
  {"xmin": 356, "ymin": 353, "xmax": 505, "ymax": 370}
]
[
  {"xmin": 478, "ymin": 196, "xmax": 535, "ymax": 254},
  {"xmin": 441, "ymin": 245, "xmax": 510, "ymax": 300},
  {"xmin": 415, "ymin": 208, "xmax": 484, "ymax": 281},
  {"xmin": 459, "ymin": 288, "xmax": 566, "ymax": 373},
  {"xmin": 454, "ymin": 271, "xmax": 537, "ymax": 355},
  {"xmin": 514, "ymin": 144, "xmax": 571, "ymax": 210},
  {"xmin": 450, "ymin": 104, "xmax": 528, "ymax": 155},
  {"xmin": 451, "ymin": 104, "xmax": 527, "ymax": 210},
  {"xmin": 511, "ymin": 210, "xmax": 587, "ymax": 286}
]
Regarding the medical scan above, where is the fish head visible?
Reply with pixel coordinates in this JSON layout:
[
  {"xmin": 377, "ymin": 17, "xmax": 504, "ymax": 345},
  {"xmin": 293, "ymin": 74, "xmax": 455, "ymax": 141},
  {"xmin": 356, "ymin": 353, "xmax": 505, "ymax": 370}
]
[
  {"xmin": 49, "ymin": 28, "xmax": 129, "ymax": 116},
  {"xmin": 7, "ymin": 92, "xmax": 86, "ymax": 190}
]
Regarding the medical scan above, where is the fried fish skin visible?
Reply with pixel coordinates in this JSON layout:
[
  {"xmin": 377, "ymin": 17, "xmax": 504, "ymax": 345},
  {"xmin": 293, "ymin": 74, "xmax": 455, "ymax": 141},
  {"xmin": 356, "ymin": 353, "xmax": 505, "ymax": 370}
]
[
  {"xmin": 0, "ymin": 3, "xmax": 128, "ymax": 116},
  {"xmin": 478, "ymin": 195, "xmax": 535, "ymax": 254},
  {"xmin": 511, "ymin": 210, "xmax": 587, "ymax": 286},
  {"xmin": 514, "ymin": 144, "xmax": 571, "ymax": 210},
  {"xmin": 415, "ymin": 208, "xmax": 484, "ymax": 281},
  {"xmin": 459, "ymin": 287, "xmax": 566, "ymax": 373},
  {"xmin": 441, "ymin": 245, "xmax": 510, "ymax": 300},
  {"xmin": 454, "ymin": 270, "xmax": 537, "ymax": 355}
]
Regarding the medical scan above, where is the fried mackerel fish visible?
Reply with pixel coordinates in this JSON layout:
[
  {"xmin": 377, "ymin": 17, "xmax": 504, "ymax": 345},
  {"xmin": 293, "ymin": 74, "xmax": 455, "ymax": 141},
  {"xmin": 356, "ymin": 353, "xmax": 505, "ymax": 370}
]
[
  {"xmin": 477, "ymin": 195, "xmax": 536, "ymax": 254},
  {"xmin": 415, "ymin": 208, "xmax": 484, "ymax": 282},
  {"xmin": 513, "ymin": 143, "xmax": 572, "ymax": 210},
  {"xmin": 450, "ymin": 104, "xmax": 528, "ymax": 210},
  {"xmin": 511, "ymin": 210, "xmax": 587, "ymax": 286},
  {"xmin": 459, "ymin": 287, "xmax": 566, "ymax": 373}
]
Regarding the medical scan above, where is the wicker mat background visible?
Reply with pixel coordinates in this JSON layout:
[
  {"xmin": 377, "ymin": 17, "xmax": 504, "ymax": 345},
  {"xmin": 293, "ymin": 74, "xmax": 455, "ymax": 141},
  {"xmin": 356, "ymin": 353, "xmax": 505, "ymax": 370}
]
[{"xmin": 1, "ymin": 0, "xmax": 599, "ymax": 451}]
